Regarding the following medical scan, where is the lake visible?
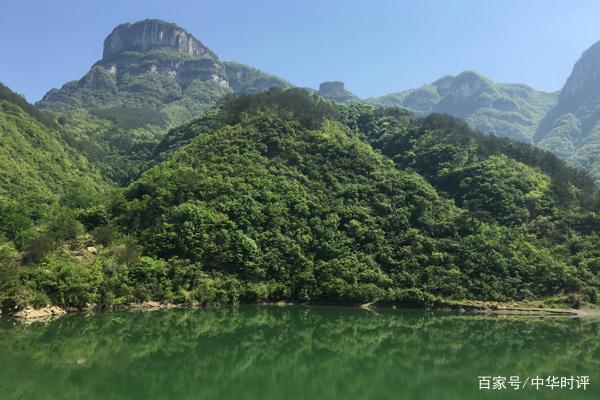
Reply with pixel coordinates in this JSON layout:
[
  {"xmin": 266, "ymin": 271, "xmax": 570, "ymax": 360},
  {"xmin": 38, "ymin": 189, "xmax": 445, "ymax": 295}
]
[{"xmin": 0, "ymin": 306, "xmax": 598, "ymax": 399}]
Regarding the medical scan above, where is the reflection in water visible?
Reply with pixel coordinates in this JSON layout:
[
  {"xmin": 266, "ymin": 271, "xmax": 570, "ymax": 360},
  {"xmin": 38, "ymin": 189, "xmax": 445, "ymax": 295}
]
[{"xmin": 0, "ymin": 306, "xmax": 598, "ymax": 400}]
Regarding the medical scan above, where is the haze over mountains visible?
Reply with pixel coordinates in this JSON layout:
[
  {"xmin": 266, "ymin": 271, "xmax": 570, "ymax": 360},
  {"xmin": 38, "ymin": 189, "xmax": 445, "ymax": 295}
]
[
  {"xmin": 367, "ymin": 72, "xmax": 558, "ymax": 144},
  {"xmin": 534, "ymin": 41, "xmax": 600, "ymax": 181}
]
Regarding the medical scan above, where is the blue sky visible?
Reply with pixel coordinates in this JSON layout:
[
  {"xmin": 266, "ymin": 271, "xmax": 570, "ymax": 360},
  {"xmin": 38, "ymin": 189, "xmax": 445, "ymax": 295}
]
[{"xmin": 2, "ymin": 0, "xmax": 600, "ymax": 101}]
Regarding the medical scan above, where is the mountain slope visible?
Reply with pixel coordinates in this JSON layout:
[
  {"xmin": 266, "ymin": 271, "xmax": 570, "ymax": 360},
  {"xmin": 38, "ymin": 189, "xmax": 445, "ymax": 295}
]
[
  {"xmin": 369, "ymin": 71, "xmax": 557, "ymax": 143},
  {"xmin": 0, "ymin": 84, "xmax": 104, "ymax": 247},
  {"xmin": 2, "ymin": 89, "xmax": 599, "ymax": 311},
  {"xmin": 343, "ymin": 105, "xmax": 598, "ymax": 222},
  {"xmin": 534, "ymin": 41, "xmax": 600, "ymax": 181}
]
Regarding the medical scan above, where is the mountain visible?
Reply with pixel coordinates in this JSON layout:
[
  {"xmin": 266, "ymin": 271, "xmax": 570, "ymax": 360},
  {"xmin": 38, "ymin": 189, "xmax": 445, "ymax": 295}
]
[
  {"xmin": 534, "ymin": 41, "xmax": 600, "ymax": 181},
  {"xmin": 368, "ymin": 71, "xmax": 558, "ymax": 143},
  {"xmin": 38, "ymin": 19, "xmax": 290, "ymax": 125},
  {"xmin": 35, "ymin": 19, "xmax": 291, "ymax": 184}
]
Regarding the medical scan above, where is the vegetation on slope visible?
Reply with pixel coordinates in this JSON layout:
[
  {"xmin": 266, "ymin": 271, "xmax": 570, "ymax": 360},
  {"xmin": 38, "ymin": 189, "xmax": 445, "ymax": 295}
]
[
  {"xmin": 341, "ymin": 105, "xmax": 599, "ymax": 223},
  {"xmin": 2, "ymin": 89, "xmax": 598, "ymax": 312},
  {"xmin": 0, "ymin": 91, "xmax": 107, "ymax": 308},
  {"xmin": 37, "ymin": 48, "xmax": 291, "ymax": 185},
  {"xmin": 0, "ymin": 82, "xmax": 58, "ymax": 129}
]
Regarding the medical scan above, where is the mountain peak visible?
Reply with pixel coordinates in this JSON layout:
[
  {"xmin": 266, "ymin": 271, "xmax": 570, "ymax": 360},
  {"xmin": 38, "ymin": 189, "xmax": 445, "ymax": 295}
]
[{"xmin": 102, "ymin": 19, "xmax": 217, "ymax": 60}]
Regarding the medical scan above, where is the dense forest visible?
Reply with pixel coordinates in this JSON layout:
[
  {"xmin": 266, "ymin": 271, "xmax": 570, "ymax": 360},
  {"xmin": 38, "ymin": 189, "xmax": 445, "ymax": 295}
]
[{"xmin": 1, "ymin": 87, "xmax": 600, "ymax": 313}]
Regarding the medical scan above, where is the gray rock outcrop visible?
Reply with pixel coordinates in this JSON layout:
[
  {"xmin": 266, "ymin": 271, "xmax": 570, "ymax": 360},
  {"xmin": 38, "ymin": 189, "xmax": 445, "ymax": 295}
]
[{"xmin": 103, "ymin": 19, "xmax": 217, "ymax": 60}]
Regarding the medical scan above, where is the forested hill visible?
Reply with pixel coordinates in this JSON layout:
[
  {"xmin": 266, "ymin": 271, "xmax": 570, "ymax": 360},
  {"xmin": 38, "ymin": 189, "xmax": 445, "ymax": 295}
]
[
  {"xmin": 3, "ymin": 88, "xmax": 598, "ymax": 312},
  {"xmin": 341, "ymin": 105, "xmax": 600, "ymax": 224},
  {"xmin": 159, "ymin": 90, "xmax": 600, "ymax": 222}
]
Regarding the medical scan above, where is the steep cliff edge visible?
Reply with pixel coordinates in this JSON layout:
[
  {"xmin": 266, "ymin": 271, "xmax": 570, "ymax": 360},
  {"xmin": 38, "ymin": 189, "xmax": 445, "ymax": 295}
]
[{"xmin": 102, "ymin": 19, "xmax": 217, "ymax": 60}]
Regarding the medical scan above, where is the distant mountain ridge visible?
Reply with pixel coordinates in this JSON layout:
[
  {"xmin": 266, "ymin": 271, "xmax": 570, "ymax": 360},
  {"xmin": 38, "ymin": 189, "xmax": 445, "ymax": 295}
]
[{"xmin": 368, "ymin": 71, "xmax": 558, "ymax": 143}]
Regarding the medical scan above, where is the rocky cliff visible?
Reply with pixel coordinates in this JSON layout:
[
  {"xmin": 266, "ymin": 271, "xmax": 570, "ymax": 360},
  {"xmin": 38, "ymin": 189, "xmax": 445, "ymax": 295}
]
[
  {"xmin": 103, "ymin": 19, "xmax": 218, "ymax": 60},
  {"xmin": 34, "ymin": 19, "xmax": 291, "ymax": 185},
  {"xmin": 317, "ymin": 81, "xmax": 359, "ymax": 103}
]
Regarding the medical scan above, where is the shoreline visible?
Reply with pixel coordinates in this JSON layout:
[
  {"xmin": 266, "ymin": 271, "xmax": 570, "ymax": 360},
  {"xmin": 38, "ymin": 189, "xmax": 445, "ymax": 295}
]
[
  {"xmin": 5, "ymin": 299, "xmax": 600, "ymax": 323},
  {"xmin": 421, "ymin": 299, "xmax": 600, "ymax": 317}
]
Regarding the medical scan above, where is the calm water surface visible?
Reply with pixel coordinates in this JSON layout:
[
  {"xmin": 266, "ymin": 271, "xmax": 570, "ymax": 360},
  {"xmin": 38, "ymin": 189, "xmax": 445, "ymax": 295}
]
[{"xmin": 0, "ymin": 306, "xmax": 598, "ymax": 399}]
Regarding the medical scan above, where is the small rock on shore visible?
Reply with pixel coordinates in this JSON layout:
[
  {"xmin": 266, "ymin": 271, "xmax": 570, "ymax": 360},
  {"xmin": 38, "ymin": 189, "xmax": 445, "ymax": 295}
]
[{"xmin": 14, "ymin": 305, "xmax": 67, "ymax": 321}]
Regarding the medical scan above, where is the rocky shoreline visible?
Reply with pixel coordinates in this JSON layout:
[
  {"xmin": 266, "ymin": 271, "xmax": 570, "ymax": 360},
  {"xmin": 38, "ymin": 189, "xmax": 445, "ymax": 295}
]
[{"xmin": 4, "ymin": 298, "xmax": 600, "ymax": 323}]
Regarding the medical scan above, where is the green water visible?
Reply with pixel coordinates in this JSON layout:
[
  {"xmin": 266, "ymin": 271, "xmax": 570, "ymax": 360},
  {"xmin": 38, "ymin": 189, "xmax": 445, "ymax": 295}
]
[{"xmin": 0, "ymin": 306, "xmax": 598, "ymax": 400}]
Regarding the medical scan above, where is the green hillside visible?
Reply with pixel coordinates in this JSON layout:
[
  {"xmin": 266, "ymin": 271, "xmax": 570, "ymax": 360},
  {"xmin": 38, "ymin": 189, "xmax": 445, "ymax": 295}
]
[
  {"xmin": 344, "ymin": 105, "xmax": 599, "ymax": 224},
  {"xmin": 4, "ymin": 89, "xmax": 598, "ymax": 312},
  {"xmin": 0, "ymin": 86, "xmax": 105, "ymax": 292}
]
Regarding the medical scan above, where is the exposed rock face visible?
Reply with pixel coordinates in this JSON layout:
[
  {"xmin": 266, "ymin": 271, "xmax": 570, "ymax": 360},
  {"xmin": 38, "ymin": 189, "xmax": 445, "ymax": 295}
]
[
  {"xmin": 560, "ymin": 41, "xmax": 600, "ymax": 100},
  {"xmin": 432, "ymin": 75, "xmax": 454, "ymax": 96},
  {"xmin": 448, "ymin": 71, "xmax": 485, "ymax": 98},
  {"xmin": 103, "ymin": 19, "xmax": 217, "ymax": 60},
  {"xmin": 318, "ymin": 81, "xmax": 359, "ymax": 103},
  {"xmin": 535, "ymin": 41, "xmax": 600, "ymax": 143},
  {"xmin": 319, "ymin": 81, "xmax": 346, "ymax": 94},
  {"xmin": 433, "ymin": 71, "xmax": 498, "ymax": 114}
]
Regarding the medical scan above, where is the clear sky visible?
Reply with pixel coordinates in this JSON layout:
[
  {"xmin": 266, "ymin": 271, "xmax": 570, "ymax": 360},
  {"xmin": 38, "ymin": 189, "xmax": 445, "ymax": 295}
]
[{"xmin": 2, "ymin": 0, "xmax": 600, "ymax": 101}]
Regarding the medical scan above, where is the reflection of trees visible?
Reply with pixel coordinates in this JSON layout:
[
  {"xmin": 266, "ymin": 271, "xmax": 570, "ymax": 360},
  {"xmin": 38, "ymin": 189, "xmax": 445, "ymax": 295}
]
[{"xmin": 0, "ymin": 307, "xmax": 598, "ymax": 400}]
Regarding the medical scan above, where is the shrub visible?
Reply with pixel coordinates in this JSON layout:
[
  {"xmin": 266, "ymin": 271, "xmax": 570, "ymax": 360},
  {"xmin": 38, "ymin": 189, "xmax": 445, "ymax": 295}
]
[
  {"xmin": 34, "ymin": 256, "xmax": 103, "ymax": 308},
  {"xmin": 24, "ymin": 233, "xmax": 55, "ymax": 264},
  {"xmin": 385, "ymin": 288, "xmax": 436, "ymax": 308}
]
